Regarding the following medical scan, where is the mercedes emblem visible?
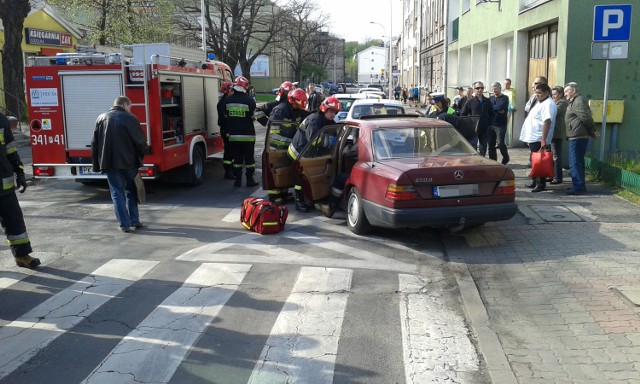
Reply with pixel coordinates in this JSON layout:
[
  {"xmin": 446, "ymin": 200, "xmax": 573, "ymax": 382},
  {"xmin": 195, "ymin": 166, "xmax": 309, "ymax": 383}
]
[{"xmin": 454, "ymin": 170, "xmax": 464, "ymax": 180}]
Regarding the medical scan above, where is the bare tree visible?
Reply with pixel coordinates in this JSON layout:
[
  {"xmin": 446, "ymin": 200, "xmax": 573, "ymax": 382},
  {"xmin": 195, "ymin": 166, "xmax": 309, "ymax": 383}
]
[
  {"xmin": 0, "ymin": 0, "xmax": 30, "ymax": 118},
  {"xmin": 49, "ymin": 0, "xmax": 174, "ymax": 45},
  {"xmin": 276, "ymin": 0, "xmax": 329, "ymax": 83},
  {"xmin": 173, "ymin": 0, "xmax": 282, "ymax": 82}
]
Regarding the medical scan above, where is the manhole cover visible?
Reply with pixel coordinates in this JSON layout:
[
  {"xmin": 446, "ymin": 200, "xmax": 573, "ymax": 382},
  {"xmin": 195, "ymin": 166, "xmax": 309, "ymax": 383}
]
[{"xmin": 529, "ymin": 205, "xmax": 583, "ymax": 222}]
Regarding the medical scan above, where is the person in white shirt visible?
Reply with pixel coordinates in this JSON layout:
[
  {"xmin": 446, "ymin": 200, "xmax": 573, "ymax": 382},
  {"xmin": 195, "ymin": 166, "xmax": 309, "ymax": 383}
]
[{"xmin": 519, "ymin": 83, "xmax": 557, "ymax": 193}]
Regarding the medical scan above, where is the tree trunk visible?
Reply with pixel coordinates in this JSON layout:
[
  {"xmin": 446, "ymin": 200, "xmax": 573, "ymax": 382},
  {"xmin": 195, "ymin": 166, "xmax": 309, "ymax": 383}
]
[{"xmin": 0, "ymin": 0, "xmax": 31, "ymax": 119}]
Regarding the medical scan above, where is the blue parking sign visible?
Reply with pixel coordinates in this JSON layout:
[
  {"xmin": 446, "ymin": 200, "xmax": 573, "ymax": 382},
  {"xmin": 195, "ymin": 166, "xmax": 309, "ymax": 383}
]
[{"xmin": 593, "ymin": 5, "xmax": 632, "ymax": 41}]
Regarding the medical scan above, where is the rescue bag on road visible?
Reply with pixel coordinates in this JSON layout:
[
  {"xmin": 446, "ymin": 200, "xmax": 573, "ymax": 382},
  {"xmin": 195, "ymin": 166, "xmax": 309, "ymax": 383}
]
[{"xmin": 241, "ymin": 197, "xmax": 288, "ymax": 235}]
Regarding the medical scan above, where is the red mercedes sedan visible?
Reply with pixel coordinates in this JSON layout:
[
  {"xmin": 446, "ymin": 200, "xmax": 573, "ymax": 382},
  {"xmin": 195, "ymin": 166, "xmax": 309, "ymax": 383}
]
[{"xmin": 262, "ymin": 115, "xmax": 517, "ymax": 235}]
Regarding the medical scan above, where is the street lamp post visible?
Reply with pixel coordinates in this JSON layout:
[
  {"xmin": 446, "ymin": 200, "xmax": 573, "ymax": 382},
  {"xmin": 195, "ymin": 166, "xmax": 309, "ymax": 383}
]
[{"xmin": 370, "ymin": 21, "xmax": 393, "ymax": 99}]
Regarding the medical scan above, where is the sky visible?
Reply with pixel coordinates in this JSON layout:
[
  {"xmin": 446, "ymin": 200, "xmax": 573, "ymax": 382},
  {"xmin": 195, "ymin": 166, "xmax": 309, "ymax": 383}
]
[{"xmin": 310, "ymin": 0, "xmax": 404, "ymax": 43}]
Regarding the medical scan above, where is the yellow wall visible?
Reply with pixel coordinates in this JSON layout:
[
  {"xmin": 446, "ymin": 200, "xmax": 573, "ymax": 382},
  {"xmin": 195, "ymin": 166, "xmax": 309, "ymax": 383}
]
[{"xmin": 1, "ymin": 9, "xmax": 78, "ymax": 114}]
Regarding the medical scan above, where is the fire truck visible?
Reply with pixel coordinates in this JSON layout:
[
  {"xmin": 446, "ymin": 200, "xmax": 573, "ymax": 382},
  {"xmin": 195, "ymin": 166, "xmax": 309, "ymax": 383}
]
[{"xmin": 25, "ymin": 43, "xmax": 234, "ymax": 185}]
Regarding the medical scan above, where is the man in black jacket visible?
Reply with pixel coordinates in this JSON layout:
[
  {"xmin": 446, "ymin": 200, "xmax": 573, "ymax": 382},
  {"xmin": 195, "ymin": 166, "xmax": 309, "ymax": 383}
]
[
  {"xmin": 461, "ymin": 81, "xmax": 494, "ymax": 155},
  {"xmin": 0, "ymin": 112, "xmax": 39, "ymax": 268},
  {"xmin": 92, "ymin": 96, "xmax": 147, "ymax": 233}
]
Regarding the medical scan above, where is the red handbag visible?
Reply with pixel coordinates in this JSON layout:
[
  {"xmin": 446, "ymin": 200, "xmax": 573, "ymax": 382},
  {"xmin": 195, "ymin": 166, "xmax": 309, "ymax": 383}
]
[
  {"xmin": 529, "ymin": 150, "xmax": 554, "ymax": 178},
  {"xmin": 240, "ymin": 198, "xmax": 288, "ymax": 235}
]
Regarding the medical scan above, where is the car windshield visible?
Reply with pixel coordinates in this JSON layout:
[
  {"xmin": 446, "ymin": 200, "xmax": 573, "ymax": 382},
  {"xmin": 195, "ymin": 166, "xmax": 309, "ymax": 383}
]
[
  {"xmin": 371, "ymin": 126, "xmax": 476, "ymax": 160},
  {"xmin": 339, "ymin": 99, "xmax": 357, "ymax": 111}
]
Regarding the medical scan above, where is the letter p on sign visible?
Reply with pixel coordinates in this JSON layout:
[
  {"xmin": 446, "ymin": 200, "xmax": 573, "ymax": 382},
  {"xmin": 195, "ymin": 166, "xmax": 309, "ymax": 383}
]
[{"xmin": 593, "ymin": 5, "xmax": 632, "ymax": 42}]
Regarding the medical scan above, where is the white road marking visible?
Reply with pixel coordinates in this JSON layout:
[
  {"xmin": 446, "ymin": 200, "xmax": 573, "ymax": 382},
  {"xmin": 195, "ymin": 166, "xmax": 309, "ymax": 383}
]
[
  {"xmin": 248, "ymin": 267, "xmax": 352, "ymax": 384},
  {"xmin": 82, "ymin": 263, "xmax": 251, "ymax": 384},
  {"xmin": 399, "ymin": 274, "xmax": 480, "ymax": 384},
  {"xmin": 176, "ymin": 230, "xmax": 417, "ymax": 273},
  {"xmin": 0, "ymin": 259, "xmax": 159, "ymax": 380},
  {"xmin": 0, "ymin": 277, "xmax": 20, "ymax": 290}
]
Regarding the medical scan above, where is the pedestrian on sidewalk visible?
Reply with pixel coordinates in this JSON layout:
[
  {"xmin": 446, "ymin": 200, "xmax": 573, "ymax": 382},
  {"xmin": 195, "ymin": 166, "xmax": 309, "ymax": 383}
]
[
  {"xmin": 461, "ymin": 81, "xmax": 494, "ymax": 156},
  {"xmin": 489, "ymin": 82, "xmax": 510, "ymax": 164},
  {"xmin": 550, "ymin": 86, "xmax": 568, "ymax": 184},
  {"xmin": 0, "ymin": 112, "xmax": 40, "ymax": 268},
  {"xmin": 519, "ymin": 83, "xmax": 557, "ymax": 193},
  {"xmin": 92, "ymin": 96, "xmax": 147, "ymax": 233},
  {"xmin": 564, "ymin": 82, "xmax": 599, "ymax": 195}
]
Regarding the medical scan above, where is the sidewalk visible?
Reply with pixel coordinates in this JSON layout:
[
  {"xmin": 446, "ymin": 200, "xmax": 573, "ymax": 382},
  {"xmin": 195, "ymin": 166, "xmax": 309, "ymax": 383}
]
[{"xmin": 446, "ymin": 146, "xmax": 640, "ymax": 384}]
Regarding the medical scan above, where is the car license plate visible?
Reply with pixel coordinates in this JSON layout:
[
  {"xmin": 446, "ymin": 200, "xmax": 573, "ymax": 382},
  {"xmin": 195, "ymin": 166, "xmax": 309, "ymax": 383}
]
[
  {"xmin": 434, "ymin": 184, "xmax": 479, "ymax": 198},
  {"xmin": 78, "ymin": 166, "xmax": 100, "ymax": 175}
]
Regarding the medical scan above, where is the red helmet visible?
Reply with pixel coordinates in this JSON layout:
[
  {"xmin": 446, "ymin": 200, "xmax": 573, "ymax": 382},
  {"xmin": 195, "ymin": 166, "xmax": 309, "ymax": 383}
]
[
  {"xmin": 288, "ymin": 88, "xmax": 308, "ymax": 109},
  {"xmin": 219, "ymin": 81, "xmax": 233, "ymax": 94},
  {"xmin": 233, "ymin": 76, "xmax": 250, "ymax": 91},
  {"xmin": 278, "ymin": 81, "xmax": 293, "ymax": 96},
  {"xmin": 320, "ymin": 96, "xmax": 341, "ymax": 112}
]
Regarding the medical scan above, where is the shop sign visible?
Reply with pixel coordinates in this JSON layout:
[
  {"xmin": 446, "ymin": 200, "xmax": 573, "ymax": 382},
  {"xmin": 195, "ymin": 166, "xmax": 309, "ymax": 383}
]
[{"xmin": 25, "ymin": 28, "xmax": 73, "ymax": 47}]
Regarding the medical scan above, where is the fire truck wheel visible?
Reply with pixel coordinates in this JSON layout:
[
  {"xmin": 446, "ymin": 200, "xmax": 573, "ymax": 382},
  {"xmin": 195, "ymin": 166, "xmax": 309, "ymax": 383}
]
[{"xmin": 188, "ymin": 145, "xmax": 206, "ymax": 186}]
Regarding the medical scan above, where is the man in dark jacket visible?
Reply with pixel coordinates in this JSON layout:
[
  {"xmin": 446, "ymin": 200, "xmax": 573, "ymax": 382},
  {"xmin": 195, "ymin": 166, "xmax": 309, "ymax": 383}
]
[
  {"xmin": 489, "ymin": 82, "xmax": 510, "ymax": 164},
  {"xmin": 461, "ymin": 81, "xmax": 494, "ymax": 155},
  {"xmin": 564, "ymin": 82, "xmax": 599, "ymax": 195},
  {"xmin": 0, "ymin": 112, "xmax": 39, "ymax": 268},
  {"xmin": 92, "ymin": 96, "xmax": 147, "ymax": 233},
  {"xmin": 223, "ymin": 76, "xmax": 258, "ymax": 187}
]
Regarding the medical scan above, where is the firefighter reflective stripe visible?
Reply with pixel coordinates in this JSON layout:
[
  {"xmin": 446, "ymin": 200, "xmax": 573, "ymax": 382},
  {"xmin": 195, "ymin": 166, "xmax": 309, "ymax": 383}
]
[
  {"xmin": 331, "ymin": 186, "xmax": 343, "ymax": 197},
  {"xmin": 269, "ymin": 133, "xmax": 292, "ymax": 149},
  {"xmin": 223, "ymin": 159, "xmax": 233, "ymax": 165},
  {"xmin": 266, "ymin": 189, "xmax": 282, "ymax": 194},
  {"xmin": 294, "ymin": 185, "xmax": 303, "ymax": 191},
  {"xmin": 229, "ymin": 135, "xmax": 256, "ymax": 142},
  {"xmin": 288, "ymin": 144, "xmax": 300, "ymax": 160},
  {"xmin": 7, "ymin": 232, "xmax": 29, "ymax": 246},
  {"xmin": 5, "ymin": 141, "xmax": 16, "ymax": 155},
  {"xmin": 3, "ymin": 176, "xmax": 14, "ymax": 190},
  {"xmin": 226, "ymin": 103, "xmax": 250, "ymax": 117},
  {"xmin": 247, "ymin": 164, "xmax": 256, "ymax": 169}
]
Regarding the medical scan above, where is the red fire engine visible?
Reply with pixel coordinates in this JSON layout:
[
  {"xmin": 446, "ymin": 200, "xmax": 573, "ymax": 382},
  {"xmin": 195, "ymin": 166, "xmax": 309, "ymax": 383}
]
[{"xmin": 25, "ymin": 43, "xmax": 233, "ymax": 185}]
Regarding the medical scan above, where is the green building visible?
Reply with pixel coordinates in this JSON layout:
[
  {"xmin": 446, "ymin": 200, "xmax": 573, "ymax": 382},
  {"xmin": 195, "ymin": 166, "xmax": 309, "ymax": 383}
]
[{"xmin": 447, "ymin": 0, "xmax": 638, "ymax": 158}]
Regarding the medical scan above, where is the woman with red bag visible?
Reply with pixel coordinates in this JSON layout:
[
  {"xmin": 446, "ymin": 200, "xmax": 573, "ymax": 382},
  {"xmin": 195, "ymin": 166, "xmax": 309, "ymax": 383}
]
[{"xmin": 519, "ymin": 83, "xmax": 557, "ymax": 192}]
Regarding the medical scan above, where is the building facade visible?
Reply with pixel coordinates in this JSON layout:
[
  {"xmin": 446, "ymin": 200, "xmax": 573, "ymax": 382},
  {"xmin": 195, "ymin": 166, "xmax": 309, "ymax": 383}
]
[
  {"xmin": 446, "ymin": 0, "xmax": 639, "ymax": 154},
  {"xmin": 357, "ymin": 46, "xmax": 386, "ymax": 85}
]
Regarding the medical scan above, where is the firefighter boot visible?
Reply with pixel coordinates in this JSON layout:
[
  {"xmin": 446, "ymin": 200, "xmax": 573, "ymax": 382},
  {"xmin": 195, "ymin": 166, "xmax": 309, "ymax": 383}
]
[
  {"xmin": 233, "ymin": 169, "xmax": 242, "ymax": 187},
  {"xmin": 223, "ymin": 163, "xmax": 235, "ymax": 180},
  {"xmin": 246, "ymin": 171, "xmax": 259, "ymax": 188},
  {"xmin": 15, "ymin": 254, "xmax": 41, "ymax": 269},
  {"xmin": 316, "ymin": 195, "xmax": 338, "ymax": 218},
  {"xmin": 294, "ymin": 190, "xmax": 313, "ymax": 212}
]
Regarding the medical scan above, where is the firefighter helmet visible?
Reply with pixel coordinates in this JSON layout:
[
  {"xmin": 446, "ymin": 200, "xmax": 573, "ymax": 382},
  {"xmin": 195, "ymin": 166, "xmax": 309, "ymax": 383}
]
[
  {"xmin": 278, "ymin": 81, "xmax": 293, "ymax": 96},
  {"xmin": 319, "ymin": 96, "xmax": 341, "ymax": 112},
  {"xmin": 233, "ymin": 76, "xmax": 250, "ymax": 92},
  {"xmin": 219, "ymin": 81, "xmax": 233, "ymax": 94},
  {"xmin": 288, "ymin": 88, "xmax": 308, "ymax": 109}
]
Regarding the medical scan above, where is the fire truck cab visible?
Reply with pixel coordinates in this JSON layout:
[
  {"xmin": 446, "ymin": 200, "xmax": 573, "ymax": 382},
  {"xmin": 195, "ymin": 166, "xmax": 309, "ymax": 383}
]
[{"xmin": 25, "ymin": 43, "xmax": 233, "ymax": 185}]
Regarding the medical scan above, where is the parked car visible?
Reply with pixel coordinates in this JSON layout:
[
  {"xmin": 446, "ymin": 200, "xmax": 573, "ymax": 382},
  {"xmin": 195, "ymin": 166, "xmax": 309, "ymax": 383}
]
[
  {"xmin": 366, "ymin": 84, "xmax": 384, "ymax": 92},
  {"xmin": 345, "ymin": 98, "xmax": 404, "ymax": 120},
  {"xmin": 262, "ymin": 115, "xmax": 517, "ymax": 234},
  {"xmin": 356, "ymin": 89, "xmax": 386, "ymax": 98},
  {"xmin": 332, "ymin": 93, "xmax": 381, "ymax": 122}
]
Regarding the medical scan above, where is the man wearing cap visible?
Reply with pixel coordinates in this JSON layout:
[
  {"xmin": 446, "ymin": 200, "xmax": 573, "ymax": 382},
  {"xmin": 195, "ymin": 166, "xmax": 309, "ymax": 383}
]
[
  {"xmin": 461, "ymin": 81, "xmax": 494, "ymax": 155},
  {"xmin": 489, "ymin": 82, "xmax": 510, "ymax": 164}
]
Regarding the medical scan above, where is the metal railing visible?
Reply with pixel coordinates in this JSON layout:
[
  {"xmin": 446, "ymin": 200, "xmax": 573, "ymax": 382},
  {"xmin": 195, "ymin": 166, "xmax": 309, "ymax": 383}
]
[{"xmin": 0, "ymin": 87, "xmax": 27, "ymax": 130}]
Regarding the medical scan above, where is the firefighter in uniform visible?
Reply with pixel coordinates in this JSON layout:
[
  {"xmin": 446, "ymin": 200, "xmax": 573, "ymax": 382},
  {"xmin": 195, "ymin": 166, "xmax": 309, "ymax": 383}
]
[
  {"xmin": 223, "ymin": 76, "xmax": 258, "ymax": 187},
  {"xmin": 265, "ymin": 88, "xmax": 309, "ymax": 204},
  {"xmin": 288, "ymin": 96, "xmax": 341, "ymax": 212},
  {"xmin": 255, "ymin": 81, "xmax": 293, "ymax": 126},
  {"xmin": 0, "ymin": 113, "xmax": 40, "ymax": 269},
  {"xmin": 217, "ymin": 81, "xmax": 235, "ymax": 179}
]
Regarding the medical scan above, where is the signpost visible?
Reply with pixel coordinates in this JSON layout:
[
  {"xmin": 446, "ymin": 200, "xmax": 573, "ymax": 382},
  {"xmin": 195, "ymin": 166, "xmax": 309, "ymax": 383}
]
[{"xmin": 592, "ymin": 4, "xmax": 632, "ymax": 160}]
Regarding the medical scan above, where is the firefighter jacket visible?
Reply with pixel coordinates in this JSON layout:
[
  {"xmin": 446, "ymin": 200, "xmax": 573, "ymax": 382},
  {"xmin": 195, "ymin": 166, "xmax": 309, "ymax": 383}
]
[
  {"xmin": 217, "ymin": 94, "xmax": 228, "ymax": 138},
  {"xmin": 0, "ymin": 114, "xmax": 24, "ymax": 194},
  {"xmin": 255, "ymin": 98, "xmax": 287, "ymax": 126},
  {"xmin": 92, "ymin": 106, "xmax": 147, "ymax": 172},
  {"xmin": 223, "ymin": 91, "xmax": 256, "ymax": 142},
  {"xmin": 268, "ymin": 103, "xmax": 309, "ymax": 150},
  {"xmin": 287, "ymin": 112, "xmax": 333, "ymax": 160}
]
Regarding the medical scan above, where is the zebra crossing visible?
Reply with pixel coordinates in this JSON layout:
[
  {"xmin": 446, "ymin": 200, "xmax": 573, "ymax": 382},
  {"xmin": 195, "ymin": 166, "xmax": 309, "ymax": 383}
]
[{"xmin": 0, "ymin": 206, "xmax": 486, "ymax": 384}]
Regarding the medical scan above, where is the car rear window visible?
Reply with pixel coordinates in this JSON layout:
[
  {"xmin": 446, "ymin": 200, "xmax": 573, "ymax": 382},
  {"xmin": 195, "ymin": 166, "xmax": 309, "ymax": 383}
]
[
  {"xmin": 371, "ymin": 126, "xmax": 476, "ymax": 160},
  {"xmin": 352, "ymin": 105, "xmax": 404, "ymax": 119}
]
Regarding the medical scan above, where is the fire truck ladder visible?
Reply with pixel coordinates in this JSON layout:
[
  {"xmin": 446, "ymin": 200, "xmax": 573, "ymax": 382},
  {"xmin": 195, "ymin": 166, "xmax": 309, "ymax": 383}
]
[{"xmin": 120, "ymin": 44, "xmax": 151, "ymax": 146}]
